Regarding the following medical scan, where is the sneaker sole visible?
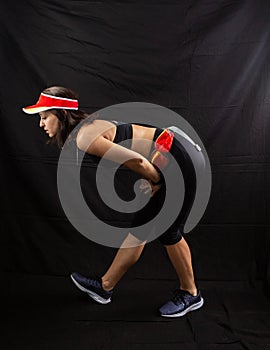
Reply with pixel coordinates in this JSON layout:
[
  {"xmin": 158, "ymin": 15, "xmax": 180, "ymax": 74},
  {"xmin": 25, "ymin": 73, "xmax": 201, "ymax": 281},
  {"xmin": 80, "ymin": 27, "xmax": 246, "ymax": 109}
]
[
  {"xmin": 160, "ymin": 298, "xmax": 204, "ymax": 318},
  {"xmin": 70, "ymin": 275, "xmax": 111, "ymax": 305}
]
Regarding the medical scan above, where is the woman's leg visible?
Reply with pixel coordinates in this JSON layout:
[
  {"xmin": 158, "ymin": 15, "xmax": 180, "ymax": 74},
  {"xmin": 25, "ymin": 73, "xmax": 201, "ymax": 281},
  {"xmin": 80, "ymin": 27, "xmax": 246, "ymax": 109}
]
[
  {"xmin": 101, "ymin": 233, "xmax": 146, "ymax": 291},
  {"xmin": 165, "ymin": 237, "xmax": 197, "ymax": 296}
]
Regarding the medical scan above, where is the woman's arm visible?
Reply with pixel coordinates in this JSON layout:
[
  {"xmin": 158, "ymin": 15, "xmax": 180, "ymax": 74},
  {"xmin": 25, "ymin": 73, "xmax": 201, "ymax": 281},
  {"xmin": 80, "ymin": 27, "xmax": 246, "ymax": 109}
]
[{"xmin": 76, "ymin": 131, "xmax": 161, "ymax": 184}]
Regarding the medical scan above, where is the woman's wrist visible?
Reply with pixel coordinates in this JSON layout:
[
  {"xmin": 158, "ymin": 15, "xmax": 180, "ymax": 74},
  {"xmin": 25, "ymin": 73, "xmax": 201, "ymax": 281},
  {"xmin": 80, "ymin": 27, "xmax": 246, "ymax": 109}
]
[
  {"xmin": 150, "ymin": 164, "xmax": 164, "ymax": 185},
  {"xmin": 150, "ymin": 177, "xmax": 163, "ymax": 186}
]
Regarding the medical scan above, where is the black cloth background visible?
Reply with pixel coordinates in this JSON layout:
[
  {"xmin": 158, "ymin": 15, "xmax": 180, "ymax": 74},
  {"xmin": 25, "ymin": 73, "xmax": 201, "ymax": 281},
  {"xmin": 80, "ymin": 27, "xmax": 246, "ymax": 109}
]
[{"xmin": 1, "ymin": 1, "xmax": 270, "ymax": 349}]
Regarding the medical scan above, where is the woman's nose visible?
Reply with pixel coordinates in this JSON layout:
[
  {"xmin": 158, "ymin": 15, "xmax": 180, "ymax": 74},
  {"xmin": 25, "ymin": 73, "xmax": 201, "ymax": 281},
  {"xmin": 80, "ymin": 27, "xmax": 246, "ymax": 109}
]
[{"xmin": 39, "ymin": 119, "xmax": 44, "ymax": 127}]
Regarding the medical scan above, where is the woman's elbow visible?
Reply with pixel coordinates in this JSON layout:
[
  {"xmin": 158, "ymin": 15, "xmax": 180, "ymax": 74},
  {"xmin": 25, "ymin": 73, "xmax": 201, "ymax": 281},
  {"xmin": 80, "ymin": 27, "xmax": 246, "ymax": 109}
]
[{"xmin": 124, "ymin": 157, "xmax": 145, "ymax": 171}]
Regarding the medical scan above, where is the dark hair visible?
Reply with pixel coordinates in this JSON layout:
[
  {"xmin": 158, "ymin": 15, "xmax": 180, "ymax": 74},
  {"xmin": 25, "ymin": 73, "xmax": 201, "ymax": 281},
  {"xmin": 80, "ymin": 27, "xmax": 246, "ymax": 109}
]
[{"xmin": 42, "ymin": 86, "xmax": 97, "ymax": 148}]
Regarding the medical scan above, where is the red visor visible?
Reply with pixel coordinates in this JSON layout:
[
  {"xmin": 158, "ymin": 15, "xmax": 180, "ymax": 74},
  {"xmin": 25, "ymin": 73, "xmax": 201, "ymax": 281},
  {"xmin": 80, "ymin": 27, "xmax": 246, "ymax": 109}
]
[{"xmin": 22, "ymin": 93, "xmax": 79, "ymax": 114}]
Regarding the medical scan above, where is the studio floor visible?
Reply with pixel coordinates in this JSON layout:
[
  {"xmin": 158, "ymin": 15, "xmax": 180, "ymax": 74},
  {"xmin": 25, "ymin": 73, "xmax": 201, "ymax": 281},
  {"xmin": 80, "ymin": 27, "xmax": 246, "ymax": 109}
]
[{"xmin": 5, "ymin": 274, "xmax": 270, "ymax": 350}]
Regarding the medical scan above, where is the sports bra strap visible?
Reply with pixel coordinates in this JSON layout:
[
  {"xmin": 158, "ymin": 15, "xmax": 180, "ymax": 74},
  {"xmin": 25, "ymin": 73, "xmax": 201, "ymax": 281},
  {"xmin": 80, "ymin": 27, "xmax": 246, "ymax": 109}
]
[{"xmin": 108, "ymin": 120, "xmax": 128, "ymax": 126}]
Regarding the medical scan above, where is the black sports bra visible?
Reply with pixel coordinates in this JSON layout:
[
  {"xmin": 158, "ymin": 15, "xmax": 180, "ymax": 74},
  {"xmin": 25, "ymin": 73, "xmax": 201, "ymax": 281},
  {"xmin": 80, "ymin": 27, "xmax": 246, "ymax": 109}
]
[{"xmin": 109, "ymin": 120, "xmax": 133, "ymax": 149}]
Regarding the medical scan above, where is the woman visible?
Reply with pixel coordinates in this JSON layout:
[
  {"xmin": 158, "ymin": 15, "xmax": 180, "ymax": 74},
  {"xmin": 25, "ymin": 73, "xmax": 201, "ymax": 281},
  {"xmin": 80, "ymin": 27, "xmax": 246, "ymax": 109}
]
[{"xmin": 22, "ymin": 85, "xmax": 204, "ymax": 317}]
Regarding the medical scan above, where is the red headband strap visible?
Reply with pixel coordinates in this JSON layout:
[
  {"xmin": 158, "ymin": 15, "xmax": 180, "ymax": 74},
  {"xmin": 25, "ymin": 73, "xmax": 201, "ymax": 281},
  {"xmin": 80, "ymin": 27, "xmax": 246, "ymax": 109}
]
[
  {"xmin": 22, "ymin": 93, "xmax": 79, "ymax": 114},
  {"xmin": 38, "ymin": 93, "xmax": 78, "ymax": 109}
]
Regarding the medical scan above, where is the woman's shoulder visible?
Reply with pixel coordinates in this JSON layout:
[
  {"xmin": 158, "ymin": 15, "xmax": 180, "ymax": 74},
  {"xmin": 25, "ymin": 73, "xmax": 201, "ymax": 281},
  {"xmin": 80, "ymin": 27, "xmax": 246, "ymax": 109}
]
[
  {"xmin": 76, "ymin": 119, "xmax": 117, "ymax": 149},
  {"xmin": 78, "ymin": 119, "xmax": 114, "ymax": 132}
]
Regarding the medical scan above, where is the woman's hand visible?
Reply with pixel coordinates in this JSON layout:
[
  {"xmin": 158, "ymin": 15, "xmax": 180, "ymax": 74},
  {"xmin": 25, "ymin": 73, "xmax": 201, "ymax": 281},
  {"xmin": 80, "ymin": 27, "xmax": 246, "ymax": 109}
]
[{"xmin": 139, "ymin": 178, "xmax": 162, "ymax": 197}]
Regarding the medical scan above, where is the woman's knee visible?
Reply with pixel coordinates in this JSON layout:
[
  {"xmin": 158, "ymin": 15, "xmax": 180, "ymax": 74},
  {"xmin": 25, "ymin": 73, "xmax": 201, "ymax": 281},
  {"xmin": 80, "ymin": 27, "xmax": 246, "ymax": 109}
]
[{"xmin": 158, "ymin": 228, "xmax": 183, "ymax": 246}]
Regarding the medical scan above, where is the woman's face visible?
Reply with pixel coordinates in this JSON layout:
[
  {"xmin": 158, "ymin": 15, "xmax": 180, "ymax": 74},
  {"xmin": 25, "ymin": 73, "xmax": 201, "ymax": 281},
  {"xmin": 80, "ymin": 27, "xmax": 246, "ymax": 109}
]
[{"xmin": 39, "ymin": 111, "xmax": 59, "ymax": 137}]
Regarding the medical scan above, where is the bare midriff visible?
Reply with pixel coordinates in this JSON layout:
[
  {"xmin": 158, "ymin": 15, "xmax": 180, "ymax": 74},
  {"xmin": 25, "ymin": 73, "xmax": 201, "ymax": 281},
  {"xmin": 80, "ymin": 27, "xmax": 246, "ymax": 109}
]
[{"xmin": 89, "ymin": 120, "xmax": 157, "ymax": 158}]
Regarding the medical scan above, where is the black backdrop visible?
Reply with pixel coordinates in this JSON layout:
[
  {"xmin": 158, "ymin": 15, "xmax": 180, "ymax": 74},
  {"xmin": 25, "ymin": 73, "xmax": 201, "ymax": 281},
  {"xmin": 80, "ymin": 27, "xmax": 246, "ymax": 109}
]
[{"xmin": 1, "ymin": 1, "xmax": 270, "ymax": 292}]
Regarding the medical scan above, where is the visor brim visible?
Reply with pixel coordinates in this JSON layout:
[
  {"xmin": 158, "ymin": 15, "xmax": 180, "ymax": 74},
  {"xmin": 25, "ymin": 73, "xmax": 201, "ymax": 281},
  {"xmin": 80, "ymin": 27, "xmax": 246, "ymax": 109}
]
[{"xmin": 22, "ymin": 106, "xmax": 52, "ymax": 114}]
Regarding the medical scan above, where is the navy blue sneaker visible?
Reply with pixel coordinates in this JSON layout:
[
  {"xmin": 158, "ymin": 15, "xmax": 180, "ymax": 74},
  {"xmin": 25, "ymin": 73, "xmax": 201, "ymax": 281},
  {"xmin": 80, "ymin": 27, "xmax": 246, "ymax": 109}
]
[
  {"xmin": 159, "ymin": 289, "xmax": 204, "ymax": 317},
  {"xmin": 70, "ymin": 272, "xmax": 113, "ymax": 304}
]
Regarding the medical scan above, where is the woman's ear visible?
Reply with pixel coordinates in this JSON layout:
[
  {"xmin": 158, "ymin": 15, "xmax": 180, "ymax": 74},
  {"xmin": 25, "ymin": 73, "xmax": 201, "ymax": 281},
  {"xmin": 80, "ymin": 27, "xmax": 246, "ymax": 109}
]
[{"xmin": 61, "ymin": 109, "xmax": 68, "ymax": 121}]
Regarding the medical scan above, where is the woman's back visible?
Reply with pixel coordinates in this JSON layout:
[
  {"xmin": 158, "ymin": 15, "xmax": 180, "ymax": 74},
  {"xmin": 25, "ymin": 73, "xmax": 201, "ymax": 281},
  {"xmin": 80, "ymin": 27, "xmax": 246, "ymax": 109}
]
[{"xmin": 78, "ymin": 119, "xmax": 161, "ymax": 159}]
